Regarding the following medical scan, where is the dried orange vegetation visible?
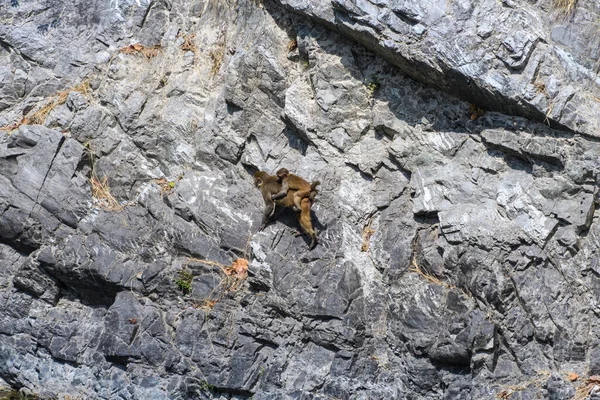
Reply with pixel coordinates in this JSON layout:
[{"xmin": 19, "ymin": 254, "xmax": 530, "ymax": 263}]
[
  {"xmin": 568, "ymin": 372, "xmax": 579, "ymax": 382},
  {"xmin": 179, "ymin": 33, "xmax": 197, "ymax": 53},
  {"xmin": 469, "ymin": 103, "xmax": 485, "ymax": 120},
  {"xmin": 119, "ymin": 43, "xmax": 162, "ymax": 60},
  {"xmin": 224, "ymin": 258, "xmax": 249, "ymax": 278},
  {"xmin": 532, "ymin": 77, "xmax": 556, "ymax": 126},
  {"xmin": 0, "ymin": 121, "xmax": 22, "ymax": 132},
  {"xmin": 574, "ymin": 376, "xmax": 600, "ymax": 400},
  {"xmin": 361, "ymin": 218, "xmax": 375, "ymax": 252},
  {"xmin": 220, "ymin": 258, "xmax": 248, "ymax": 293},
  {"xmin": 154, "ymin": 178, "xmax": 175, "ymax": 194},
  {"xmin": 154, "ymin": 173, "xmax": 184, "ymax": 197},
  {"xmin": 197, "ymin": 299, "xmax": 217, "ymax": 310},
  {"xmin": 0, "ymin": 80, "xmax": 90, "ymax": 132},
  {"xmin": 188, "ymin": 257, "xmax": 248, "ymax": 281},
  {"xmin": 186, "ymin": 257, "xmax": 249, "ymax": 306},
  {"xmin": 496, "ymin": 371, "xmax": 552, "ymax": 399}
]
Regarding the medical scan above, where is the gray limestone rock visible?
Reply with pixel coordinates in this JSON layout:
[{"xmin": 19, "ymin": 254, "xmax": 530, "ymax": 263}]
[
  {"xmin": 278, "ymin": 0, "xmax": 600, "ymax": 139},
  {"xmin": 1, "ymin": 0, "xmax": 600, "ymax": 399}
]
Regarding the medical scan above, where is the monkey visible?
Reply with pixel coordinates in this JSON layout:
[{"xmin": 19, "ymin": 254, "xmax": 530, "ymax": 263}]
[
  {"xmin": 253, "ymin": 170, "xmax": 318, "ymax": 249},
  {"xmin": 271, "ymin": 168, "xmax": 321, "ymax": 212},
  {"xmin": 254, "ymin": 171, "xmax": 304, "ymax": 225}
]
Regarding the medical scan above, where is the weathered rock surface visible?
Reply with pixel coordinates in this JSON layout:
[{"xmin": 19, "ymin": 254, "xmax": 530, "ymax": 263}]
[
  {"xmin": 278, "ymin": 0, "xmax": 600, "ymax": 139},
  {"xmin": 0, "ymin": 0, "xmax": 599, "ymax": 399}
]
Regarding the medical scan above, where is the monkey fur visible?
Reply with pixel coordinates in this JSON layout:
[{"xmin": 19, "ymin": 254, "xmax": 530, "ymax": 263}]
[
  {"xmin": 271, "ymin": 168, "xmax": 321, "ymax": 212},
  {"xmin": 254, "ymin": 170, "xmax": 318, "ymax": 249}
]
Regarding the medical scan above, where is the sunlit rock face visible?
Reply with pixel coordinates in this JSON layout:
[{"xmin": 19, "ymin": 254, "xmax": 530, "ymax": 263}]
[{"xmin": 0, "ymin": 0, "xmax": 598, "ymax": 399}]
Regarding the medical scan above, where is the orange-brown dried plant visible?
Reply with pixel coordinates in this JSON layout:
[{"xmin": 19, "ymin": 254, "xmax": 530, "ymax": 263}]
[
  {"xmin": 120, "ymin": 43, "xmax": 162, "ymax": 60},
  {"xmin": 469, "ymin": 104, "xmax": 485, "ymax": 120},
  {"xmin": 0, "ymin": 80, "xmax": 90, "ymax": 132}
]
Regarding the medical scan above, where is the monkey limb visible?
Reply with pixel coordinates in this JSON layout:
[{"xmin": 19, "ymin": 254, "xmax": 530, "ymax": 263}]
[
  {"xmin": 254, "ymin": 170, "xmax": 318, "ymax": 248},
  {"xmin": 253, "ymin": 171, "xmax": 281, "ymax": 228}
]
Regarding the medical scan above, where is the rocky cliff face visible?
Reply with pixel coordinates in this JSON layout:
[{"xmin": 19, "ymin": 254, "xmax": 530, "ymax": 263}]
[{"xmin": 1, "ymin": 0, "xmax": 599, "ymax": 399}]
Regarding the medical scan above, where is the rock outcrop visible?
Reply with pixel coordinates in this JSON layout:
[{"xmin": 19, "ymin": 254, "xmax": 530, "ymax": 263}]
[{"xmin": 0, "ymin": 0, "xmax": 599, "ymax": 399}]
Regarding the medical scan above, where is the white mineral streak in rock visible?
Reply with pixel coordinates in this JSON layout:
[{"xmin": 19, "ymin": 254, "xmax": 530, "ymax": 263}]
[{"xmin": 427, "ymin": 132, "xmax": 455, "ymax": 153}]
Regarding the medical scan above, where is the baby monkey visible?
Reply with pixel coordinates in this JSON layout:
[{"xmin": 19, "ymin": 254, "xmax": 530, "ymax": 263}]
[{"xmin": 271, "ymin": 168, "xmax": 320, "ymax": 212}]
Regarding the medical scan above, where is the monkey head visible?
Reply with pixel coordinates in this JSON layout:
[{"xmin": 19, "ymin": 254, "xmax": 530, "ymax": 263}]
[
  {"xmin": 253, "ymin": 171, "xmax": 267, "ymax": 188},
  {"xmin": 275, "ymin": 168, "xmax": 289, "ymax": 182}
]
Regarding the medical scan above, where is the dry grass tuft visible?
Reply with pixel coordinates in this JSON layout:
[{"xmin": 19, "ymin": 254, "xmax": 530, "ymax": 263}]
[
  {"xmin": 532, "ymin": 77, "xmax": 556, "ymax": 127},
  {"xmin": 188, "ymin": 257, "xmax": 249, "ymax": 281},
  {"xmin": 534, "ymin": 80, "xmax": 547, "ymax": 96},
  {"xmin": 0, "ymin": 121, "xmax": 22, "ymax": 133},
  {"xmin": 287, "ymin": 39, "xmax": 298, "ymax": 52},
  {"xmin": 154, "ymin": 173, "xmax": 184, "ymax": 197},
  {"xmin": 223, "ymin": 258, "xmax": 248, "ymax": 279},
  {"xmin": 361, "ymin": 218, "xmax": 376, "ymax": 252},
  {"xmin": 90, "ymin": 175, "xmax": 123, "ymax": 211},
  {"xmin": 574, "ymin": 376, "xmax": 600, "ymax": 400},
  {"xmin": 120, "ymin": 43, "xmax": 162, "ymax": 60},
  {"xmin": 409, "ymin": 256, "xmax": 454, "ymax": 289},
  {"xmin": 192, "ymin": 299, "xmax": 218, "ymax": 312},
  {"xmin": 0, "ymin": 80, "xmax": 90, "ymax": 132},
  {"xmin": 553, "ymin": 0, "xmax": 578, "ymax": 14},
  {"xmin": 85, "ymin": 142, "xmax": 128, "ymax": 212},
  {"xmin": 544, "ymin": 100, "xmax": 556, "ymax": 126},
  {"xmin": 496, "ymin": 371, "xmax": 551, "ymax": 399},
  {"xmin": 210, "ymin": 45, "xmax": 225, "ymax": 75},
  {"xmin": 186, "ymin": 257, "xmax": 249, "ymax": 307},
  {"xmin": 179, "ymin": 34, "xmax": 197, "ymax": 53}
]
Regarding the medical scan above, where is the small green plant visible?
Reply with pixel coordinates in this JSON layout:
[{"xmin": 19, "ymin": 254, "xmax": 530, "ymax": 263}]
[
  {"xmin": 366, "ymin": 76, "xmax": 380, "ymax": 96},
  {"xmin": 175, "ymin": 269, "xmax": 193, "ymax": 294},
  {"xmin": 199, "ymin": 380, "xmax": 214, "ymax": 391},
  {"xmin": 155, "ymin": 173, "xmax": 184, "ymax": 197}
]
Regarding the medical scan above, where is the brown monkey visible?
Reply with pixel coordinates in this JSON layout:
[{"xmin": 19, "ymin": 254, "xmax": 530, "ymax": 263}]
[
  {"xmin": 254, "ymin": 171, "xmax": 303, "ymax": 225},
  {"xmin": 271, "ymin": 168, "xmax": 320, "ymax": 211},
  {"xmin": 253, "ymin": 170, "xmax": 318, "ymax": 249}
]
